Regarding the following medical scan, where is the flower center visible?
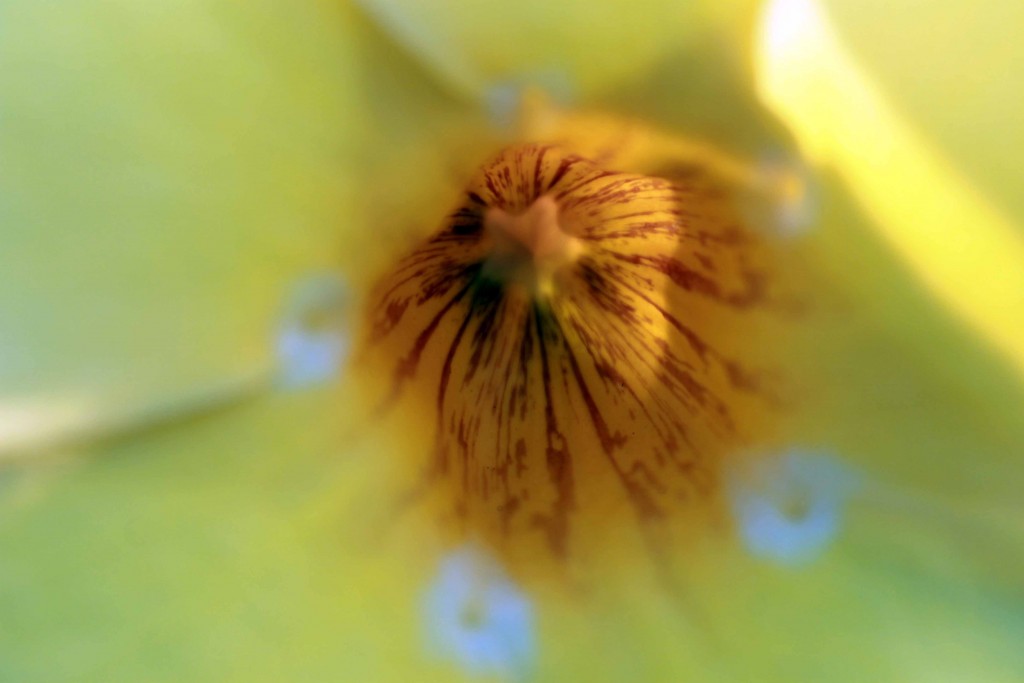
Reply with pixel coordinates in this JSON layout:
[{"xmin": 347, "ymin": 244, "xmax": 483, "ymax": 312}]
[
  {"xmin": 358, "ymin": 140, "xmax": 796, "ymax": 569},
  {"xmin": 482, "ymin": 195, "xmax": 582, "ymax": 298}
]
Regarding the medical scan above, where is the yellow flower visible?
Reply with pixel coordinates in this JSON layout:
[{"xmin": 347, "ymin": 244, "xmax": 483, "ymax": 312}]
[{"xmin": 1, "ymin": 1, "xmax": 1021, "ymax": 682}]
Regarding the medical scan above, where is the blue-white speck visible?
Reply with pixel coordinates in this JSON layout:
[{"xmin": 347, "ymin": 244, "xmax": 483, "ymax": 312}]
[
  {"xmin": 423, "ymin": 546, "xmax": 536, "ymax": 681},
  {"xmin": 728, "ymin": 449, "xmax": 862, "ymax": 566}
]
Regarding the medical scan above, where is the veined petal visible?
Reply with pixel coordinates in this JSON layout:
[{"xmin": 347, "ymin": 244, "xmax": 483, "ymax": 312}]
[{"xmin": 356, "ymin": 123, "xmax": 804, "ymax": 577}]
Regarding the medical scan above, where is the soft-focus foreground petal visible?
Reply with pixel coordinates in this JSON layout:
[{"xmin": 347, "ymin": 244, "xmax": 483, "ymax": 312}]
[
  {"xmin": 822, "ymin": 0, "xmax": 1024, "ymax": 229},
  {"xmin": 748, "ymin": 0, "xmax": 1023, "ymax": 548},
  {"xmin": 756, "ymin": 0, "xmax": 1024, "ymax": 378},
  {"xmin": 735, "ymin": 5, "xmax": 1024, "ymax": 676},
  {"xmin": 0, "ymin": 1, "xmax": 355, "ymax": 451},
  {"xmin": 754, "ymin": 0, "xmax": 1024, "ymax": 495},
  {"xmin": 358, "ymin": 0, "xmax": 761, "ymax": 102}
]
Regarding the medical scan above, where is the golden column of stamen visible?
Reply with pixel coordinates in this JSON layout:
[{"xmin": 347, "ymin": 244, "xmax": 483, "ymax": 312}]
[{"xmin": 356, "ymin": 140, "xmax": 798, "ymax": 576}]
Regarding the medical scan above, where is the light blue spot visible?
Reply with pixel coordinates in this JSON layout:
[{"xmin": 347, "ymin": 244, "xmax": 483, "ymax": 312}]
[
  {"xmin": 423, "ymin": 546, "xmax": 536, "ymax": 681},
  {"xmin": 729, "ymin": 450, "xmax": 861, "ymax": 566},
  {"xmin": 275, "ymin": 272, "xmax": 349, "ymax": 390}
]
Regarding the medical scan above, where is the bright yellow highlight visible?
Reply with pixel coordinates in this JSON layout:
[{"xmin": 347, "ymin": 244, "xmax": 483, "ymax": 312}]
[{"xmin": 756, "ymin": 0, "xmax": 1024, "ymax": 375}]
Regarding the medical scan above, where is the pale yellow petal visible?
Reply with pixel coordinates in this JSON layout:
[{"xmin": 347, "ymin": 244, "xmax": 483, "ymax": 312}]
[
  {"xmin": 0, "ymin": 1, "xmax": 360, "ymax": 451},
  {"xmin": 0, "ymin": 2, "xmax": 492, "ymax": 455}
]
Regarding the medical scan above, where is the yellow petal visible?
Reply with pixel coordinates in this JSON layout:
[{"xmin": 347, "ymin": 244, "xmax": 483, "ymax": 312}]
[
  {"xmin": 756, "ymin": 0, "xmax": 1024, "ymax": 379},
  {"xmin": 821, "ymin": 0, "xmax": 1024, "ymax": 229},
  {"xmin": 789, "ymin": 169, "xmax": 1024, "ymax": 498}
]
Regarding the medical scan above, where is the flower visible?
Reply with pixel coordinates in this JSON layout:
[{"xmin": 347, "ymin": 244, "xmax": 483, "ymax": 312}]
[{"xmin": 1, "ymin": 1, "xmax": 1022, "ymax": 682}]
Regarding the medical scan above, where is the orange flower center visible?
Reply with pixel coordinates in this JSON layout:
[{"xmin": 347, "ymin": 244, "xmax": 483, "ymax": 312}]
[{"xmin": 358, "ymin": 142, "xmax": 798, "ymax": 572}]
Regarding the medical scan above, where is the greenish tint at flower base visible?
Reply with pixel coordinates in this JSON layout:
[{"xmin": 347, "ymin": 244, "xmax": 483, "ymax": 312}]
[{"xmin": 1, "ymin": 1, "xmax": 1022, "ymax": 682}]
